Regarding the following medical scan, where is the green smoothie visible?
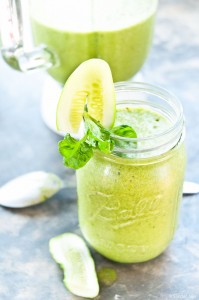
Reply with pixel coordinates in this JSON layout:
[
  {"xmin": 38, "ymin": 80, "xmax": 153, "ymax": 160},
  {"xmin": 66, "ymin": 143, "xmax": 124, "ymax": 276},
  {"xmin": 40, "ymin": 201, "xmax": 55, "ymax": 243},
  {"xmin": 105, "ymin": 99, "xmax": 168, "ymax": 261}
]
[
  {"xmin": 76, "ymin": 107, "xmax": 186, "ymax": 263},
  {"xmin": 30, "ymin": 0, "xmax": 157, "ymax": 84}
]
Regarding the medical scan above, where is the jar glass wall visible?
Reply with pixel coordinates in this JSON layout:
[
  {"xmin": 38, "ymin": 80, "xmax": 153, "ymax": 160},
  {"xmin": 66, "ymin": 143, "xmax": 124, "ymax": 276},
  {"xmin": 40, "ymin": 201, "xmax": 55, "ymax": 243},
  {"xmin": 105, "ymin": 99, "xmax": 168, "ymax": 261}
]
[{"xmin": 77, "ymin": 82, "xmax": 186, "ymax": 263}]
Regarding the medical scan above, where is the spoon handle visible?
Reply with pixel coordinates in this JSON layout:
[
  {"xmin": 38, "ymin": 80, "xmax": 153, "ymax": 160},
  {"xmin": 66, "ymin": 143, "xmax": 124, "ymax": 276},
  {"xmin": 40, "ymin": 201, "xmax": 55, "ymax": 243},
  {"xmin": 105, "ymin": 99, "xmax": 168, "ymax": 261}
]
[{"xmin": 183, "ymin": 181, "xmax": 199, "ymax": 195}]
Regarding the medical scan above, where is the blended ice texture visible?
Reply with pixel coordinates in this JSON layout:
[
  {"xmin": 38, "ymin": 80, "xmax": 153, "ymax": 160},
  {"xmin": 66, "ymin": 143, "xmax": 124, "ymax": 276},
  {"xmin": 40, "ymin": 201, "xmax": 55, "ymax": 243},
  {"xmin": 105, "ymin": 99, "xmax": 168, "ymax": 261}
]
[
  {"xmin": 30, "ymin": 0, "xmax": 158, "ymax": 83},
  {"xmin": 77, "ymin": 107, "xmax": 186, "ymax": 263}
]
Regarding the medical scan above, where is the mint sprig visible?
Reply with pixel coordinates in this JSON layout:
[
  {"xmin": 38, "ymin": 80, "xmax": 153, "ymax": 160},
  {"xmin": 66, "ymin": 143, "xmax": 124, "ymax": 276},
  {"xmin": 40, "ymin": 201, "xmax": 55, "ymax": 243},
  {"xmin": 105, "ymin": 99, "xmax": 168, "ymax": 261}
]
[
  {"xmin": 84, "ymin": 112, "xmax": 114, "ymax": 153},
  {"xmin": 58, "ymin": 114, "xmax": 137, "ymax": 169},
  {"xmin": 59, "ymin": 134, "xmax": 93, "ymax": 169}
]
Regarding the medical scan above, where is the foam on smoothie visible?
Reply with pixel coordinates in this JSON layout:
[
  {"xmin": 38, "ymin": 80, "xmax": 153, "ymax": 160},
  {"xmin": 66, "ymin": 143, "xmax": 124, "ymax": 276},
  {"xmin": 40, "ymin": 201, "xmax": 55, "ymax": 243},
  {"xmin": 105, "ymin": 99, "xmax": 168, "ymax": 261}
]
[
  {"xmin": 115, "ymin": 107, "xmax": 170, "ymax": 138},
  {"xmin": 113, "ymin": 107, "xmax": 172, "ymax": 155}
]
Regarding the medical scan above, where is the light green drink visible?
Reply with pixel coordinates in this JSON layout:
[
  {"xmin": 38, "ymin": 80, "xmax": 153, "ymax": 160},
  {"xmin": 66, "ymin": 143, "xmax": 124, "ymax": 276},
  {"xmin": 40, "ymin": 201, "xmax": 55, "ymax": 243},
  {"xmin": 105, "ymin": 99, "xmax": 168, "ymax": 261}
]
[
  {"xmin": 77, "ymin": 82, "xmax": 186, "ymax": 263},
  {"xmin": 30, "ymin": 0, "xmax": 158, "ymax": 83}
]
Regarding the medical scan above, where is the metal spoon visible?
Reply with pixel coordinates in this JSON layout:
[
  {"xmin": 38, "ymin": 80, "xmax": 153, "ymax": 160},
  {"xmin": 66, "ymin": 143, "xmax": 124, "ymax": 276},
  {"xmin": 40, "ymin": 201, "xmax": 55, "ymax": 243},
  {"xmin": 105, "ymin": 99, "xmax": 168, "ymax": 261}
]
[{"xmin": 183, "ymin": 181, "xmax": 199, "ymax": 195}]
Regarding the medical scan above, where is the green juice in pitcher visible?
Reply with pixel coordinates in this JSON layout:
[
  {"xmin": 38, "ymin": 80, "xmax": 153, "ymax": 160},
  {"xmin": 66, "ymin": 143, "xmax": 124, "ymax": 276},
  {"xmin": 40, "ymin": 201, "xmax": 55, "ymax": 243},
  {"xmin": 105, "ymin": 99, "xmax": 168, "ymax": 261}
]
[{"xmin": 30, "ymin": 0, "xmax": 158, "ymax": 83}]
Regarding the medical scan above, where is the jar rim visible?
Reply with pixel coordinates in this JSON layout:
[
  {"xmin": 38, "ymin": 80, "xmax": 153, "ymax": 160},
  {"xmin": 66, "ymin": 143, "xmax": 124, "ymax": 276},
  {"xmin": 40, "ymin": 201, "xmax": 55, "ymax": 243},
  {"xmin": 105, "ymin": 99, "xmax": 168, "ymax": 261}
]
[{"xmin": 111, "ymin": 81, "xmax": 184, "ymax": 156}]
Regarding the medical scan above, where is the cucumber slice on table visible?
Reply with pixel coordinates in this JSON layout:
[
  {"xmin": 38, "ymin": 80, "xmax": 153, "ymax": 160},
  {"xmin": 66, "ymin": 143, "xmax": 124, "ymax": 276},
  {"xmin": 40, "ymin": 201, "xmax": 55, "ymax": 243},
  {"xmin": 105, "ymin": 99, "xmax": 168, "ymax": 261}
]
[{"xmin": 49, "ymin": 233, "xmax": 99, "ymax": 298}]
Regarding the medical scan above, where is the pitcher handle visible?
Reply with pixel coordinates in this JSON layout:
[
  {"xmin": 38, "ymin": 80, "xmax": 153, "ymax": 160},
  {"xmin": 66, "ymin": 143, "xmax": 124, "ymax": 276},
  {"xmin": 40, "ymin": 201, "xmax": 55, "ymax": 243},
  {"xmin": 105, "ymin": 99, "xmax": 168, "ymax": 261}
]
[{"xmin": 0, "ymin": 0, "xmax": 57, "ymax": 72}]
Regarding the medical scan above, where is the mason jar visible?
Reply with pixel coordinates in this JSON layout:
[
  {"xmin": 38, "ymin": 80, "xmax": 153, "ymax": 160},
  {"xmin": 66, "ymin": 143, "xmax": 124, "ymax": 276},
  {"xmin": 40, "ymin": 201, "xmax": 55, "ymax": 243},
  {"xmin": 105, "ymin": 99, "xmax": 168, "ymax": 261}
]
[{"xmin": 76, "ymin": 82, "xmax": 186, "ymax": 263}]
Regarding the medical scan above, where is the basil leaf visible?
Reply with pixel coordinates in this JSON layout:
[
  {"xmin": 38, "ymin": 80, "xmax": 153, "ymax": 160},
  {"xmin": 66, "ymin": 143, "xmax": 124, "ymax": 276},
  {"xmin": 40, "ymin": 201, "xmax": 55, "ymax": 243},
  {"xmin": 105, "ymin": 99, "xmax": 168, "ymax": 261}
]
[{"xmin": 58, "ymin": 134, "xmax": 93, "ymax": 169}]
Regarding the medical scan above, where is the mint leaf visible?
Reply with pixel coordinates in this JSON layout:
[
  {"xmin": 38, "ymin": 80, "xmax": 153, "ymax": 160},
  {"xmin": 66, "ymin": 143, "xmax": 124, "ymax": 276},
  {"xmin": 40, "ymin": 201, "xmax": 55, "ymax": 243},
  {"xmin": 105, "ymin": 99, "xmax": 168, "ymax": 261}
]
[
  {"xmin": 58, "ymin": 134, "xmax": 93, "ymax": 169},
  {"xmin": 111, "ymin": 125, "xmax": 137, "ymax": 138},
  {"xmin": 84, "ymin": 113, "xmax": 114, "ymax": 153},
  {"xmin": 111, "ymin": 125, "xmax": 137, "ymax": 150}
]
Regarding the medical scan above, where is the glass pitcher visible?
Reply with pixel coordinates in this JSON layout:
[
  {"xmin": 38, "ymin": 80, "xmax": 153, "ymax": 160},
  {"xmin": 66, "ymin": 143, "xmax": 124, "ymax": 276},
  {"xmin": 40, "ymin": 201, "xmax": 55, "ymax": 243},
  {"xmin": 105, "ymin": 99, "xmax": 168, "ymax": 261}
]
[{"xmin": 0, "ymin": 0, "xmax": 158, "ymax": 84}]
